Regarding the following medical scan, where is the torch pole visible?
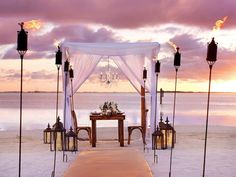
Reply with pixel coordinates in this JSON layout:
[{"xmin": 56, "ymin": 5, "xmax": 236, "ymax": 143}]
[
  {"xmin": 202, "ymin": 65, "xmax": 213, "ymax": 177},
  {"xmin": 169, "ymin": 68, "xmax": 178, "ymax": 177},
  {"xmin": 63, "ymin": 72, "xmax": 68, "ymax": 162},
  {"xmin": 153, "ymin": 73, "xmax": 158, "ymax": 163},
  {"xmin": 56, "ymin": 66, "xmax": 60, "ymax": 119},
  {"xmin": 143, "ymin": 79, "xmax": 146, "ymax": 152},
  {"xmin": 18, "ymin": 54, "xmax": 23, "ymax": 177},
  {"xmin": 51, "ymin": 66, "xmax": 60, "ymax": 177},
  {"xmin": 51, "ymin": 133, "xmax": 57, "ymax": 177}
]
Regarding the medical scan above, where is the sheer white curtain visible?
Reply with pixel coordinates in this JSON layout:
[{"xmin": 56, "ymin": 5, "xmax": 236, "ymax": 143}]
[
  {"xmin": 61, "ymin": 42, "xmax": 160, "ymax": 134},
  {"xmin": 112, "ymin": 55, "xmax": 144, "ymax": 93},
  {"xmin": 61, "ymin": 52, "xmax": 102, "ymax": 129},
  {"xmin": 113, "ymin": 55, "xmax": 156, "ymax": 139},
  {"xmin": 70, "ymin": 54, "xmax": 102, "ymax": 95}
]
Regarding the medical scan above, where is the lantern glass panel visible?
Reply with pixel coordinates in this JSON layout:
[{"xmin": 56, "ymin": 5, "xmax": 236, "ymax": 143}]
[
  {"xmin": 156, "ymin": 136, "xmax": 162, "ymax": 150},
  {"xmin": 55, "ymin": 132, "xmax": 64, "ymax": 151},
  {"xmin": 161, "ymin": 129, "xmax": 167, "ymax": 149},
  {"xmin": 67, "ymin": 137, "xmax": 77, "ymax": 151},
  {"xmin": 166, "ymin": 129, "xmax": 173, "ymax": 148},
  {"xmin": 44, "ymin": 131, "xmax": 51, "ymax": 144}
]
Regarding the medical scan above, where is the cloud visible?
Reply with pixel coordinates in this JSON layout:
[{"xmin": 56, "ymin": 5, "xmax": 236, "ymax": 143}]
[
  {"xmin": 2, "ymin": 69, "xmax": 55, "ymax": 81},
  {"xmin": 0, "ymin": 0, "xmax": 235, "ymax": 29},
  {"xmin": 158, "ymin": 33, "xmax": 236, "ymax": 82},
  {"xmin": 2, "ymin": 24, "xmax": 117, "ymax": 59}
]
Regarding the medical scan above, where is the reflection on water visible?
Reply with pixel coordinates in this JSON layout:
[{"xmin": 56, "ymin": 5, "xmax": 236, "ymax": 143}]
[{"xmin": 0, "ymin": 92, "xmax": 236, "ymax": 130}]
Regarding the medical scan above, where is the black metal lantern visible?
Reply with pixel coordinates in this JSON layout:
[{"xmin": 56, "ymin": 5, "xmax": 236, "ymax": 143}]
[
  {"xmin": 155, "ymin": 60, "xmax": 160, "ymax": 73},
  {"xmin": 65, "ymin": 126, "xmax": 78, "ymax": 152},
  {"xmin": 17, "ymin": 22, "xmax": 28, "ymax": 55},
  {"xmin": 161, "ymin": 117, "xmax": 175, "ymax": 149},
  {"xmin": 55, "ymin": 46, "xmax": 62, "ymax": 66},
  {"xmin": 50, "ymin": 117, "xmax": 66, "ymax": 151},
  {"xmin": 206, "ymin": 38, "xmax": 217, "ymax": 65},
  {"xmin": 69, "ymin": 66, "xmax": 74, "ymax": 79},
  {"xmin": 152, "ymin": 126, "xmax": 164, "ymax": 150},
  {"xmin": 143, "ymin": 67, "xmax": 147, "ymax": 81},
  {"xmin": 64, "ymin": 60, "xmax": 69, "ymax": 72},
  {"xmin": 43, "ymin": 123, "xmax": 52, "ymax": 144},
  {"xmin": 174, "ymin": 47, "xmax": 181, "ymax": 69},
  {"xmin": 165, "ymin": 117, "xmax": 175, "ymax": 149}
]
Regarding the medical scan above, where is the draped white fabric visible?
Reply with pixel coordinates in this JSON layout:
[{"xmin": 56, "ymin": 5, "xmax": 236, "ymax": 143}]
[{"xmin": 61, "ymin": 42, "xmax": 160, "ymax": 137}]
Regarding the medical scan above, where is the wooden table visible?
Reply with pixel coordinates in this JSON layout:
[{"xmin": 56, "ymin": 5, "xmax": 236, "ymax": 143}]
[{"xmin": 90, "ymin": 114, "xmax": 125, "ymax": 147}]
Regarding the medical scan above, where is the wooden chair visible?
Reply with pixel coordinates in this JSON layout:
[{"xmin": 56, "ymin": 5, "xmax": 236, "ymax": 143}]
[
  {"xmin": 127, "ymin": 109, "xmax": 148, "ymax": 145},
  {"xmin": 71, "ymin": 110, "xmax": 92, "ymax": 144}
]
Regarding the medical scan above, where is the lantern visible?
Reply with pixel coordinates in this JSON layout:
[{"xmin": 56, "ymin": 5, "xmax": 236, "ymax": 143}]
[
  {"xmin": 50, "ymin": 117, "xmax": 65, "ymax": 151},
  {"xmin": 65, "ymin": 126, "xmax": 78, "ymax": 152},
  {"xmin": 152, "ymin": 126, "xmax": 164, "ymax": 150},
  {"xmin": 17, "ymin": 22, "xmax": 28, "ymax": 54},
  {"xmin": 163, "ymin": 117, "xmax": 175, "ymax": 149},
  {"xmin": 143, "ymin": 67, "xmax": 147, "ymax": 81},
  {"xmin": 64, "ymin": 60, "xmax": 69, "ymax": 72},
  {"xmin": 206, "ymin": 38, "xmax": 217, "ymax": 64},
  {"xmin": 174, "ymin": 47, "xmax": 181, "ymax": 69},
  {"xmin": 55, "ymin": 46, "xmax": 62, "ymax": 66},
  {"xmin": 43, "ymin": 123, "xmax": 52, "ymax": 144}
]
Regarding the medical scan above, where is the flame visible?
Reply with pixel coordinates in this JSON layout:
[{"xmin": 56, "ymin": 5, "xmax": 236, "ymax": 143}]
[
  {"xmin": 54, "ymin": 40, "xmax": 61, "ymax": 48},
  {"xmin": 24, "ymin": 20, "xmax": 42, "ymax": 30},
  {"xmin": 213, "ymin": 16, "xmax": 228, "ymax": 31},
  {"xmin": 53, "ymin": 39, "xmax": 64, "ymax": 48},
  {"xmin": 168, "ymin": 40, "xmax": 177, "ymax": 51}
]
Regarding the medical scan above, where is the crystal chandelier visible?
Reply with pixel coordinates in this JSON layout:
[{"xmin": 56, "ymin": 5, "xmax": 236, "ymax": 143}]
[{"xmin": 100, "ymin": 57, "xmax": 119, "ymax": 85}]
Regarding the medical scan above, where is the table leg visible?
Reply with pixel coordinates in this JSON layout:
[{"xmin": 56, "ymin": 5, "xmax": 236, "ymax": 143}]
[
  {"xmin": 118, "ymin": 120, "xmax": 120, "ymax": 142},
  {"xmin": 91, "ymin": 120, "xmax": 96, "ymax": 147},
  {"xmin": 119, "ymin": 120, "xmax": 124, "ymax": 147}
]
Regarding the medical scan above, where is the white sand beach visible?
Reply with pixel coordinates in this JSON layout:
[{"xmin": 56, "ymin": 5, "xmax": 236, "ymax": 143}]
[{"xmin": 0, "ymin": 125, "xmax": 235, "ymax": 177}]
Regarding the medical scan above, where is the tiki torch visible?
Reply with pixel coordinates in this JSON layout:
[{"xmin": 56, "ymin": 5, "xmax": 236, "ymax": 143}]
[
  {"xmin": 17, "ymin": 22, "xmax": 28, "ymax": 177},
  {"xmin": 202, "ymin": 38, "xmax": 217, "ymax": 177},
  {"xmin": 169, "ymin": 47, "xmax": 181, "ymax": 177}
]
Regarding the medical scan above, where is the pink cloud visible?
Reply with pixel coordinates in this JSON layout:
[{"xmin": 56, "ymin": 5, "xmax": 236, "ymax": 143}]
[
  {"xmin": 0, "ymin": 0, "xmax": 235, "ymax": 29},
  {"xmin": 2, "ymin": 24, "xmax": 117, "ymax": 59}
]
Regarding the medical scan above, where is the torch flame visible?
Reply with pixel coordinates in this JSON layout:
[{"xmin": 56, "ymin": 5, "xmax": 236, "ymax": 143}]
[
  {"xmin": 213, "ymin": 16, "xmax": 228, "ymax": 31},
  {"xmin": 53, "ymin": 39, "xmax": 64, "ymax": 48},
  {"xmin": 54, "ymin": 40, "xmax": 61, "ymax": 48},
  {"xmin": 168, "ymin": 40, "xmax": 178, "ymax": 51},
  {"xmin": 24, "ymin": 20, "xmax": 42, "ymax": 30}
]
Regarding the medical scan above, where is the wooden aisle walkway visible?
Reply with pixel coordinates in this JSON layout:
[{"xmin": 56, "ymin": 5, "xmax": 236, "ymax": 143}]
[{"xmin": 62, "ymin": 149, "xmax": 153, "ymax": 177}]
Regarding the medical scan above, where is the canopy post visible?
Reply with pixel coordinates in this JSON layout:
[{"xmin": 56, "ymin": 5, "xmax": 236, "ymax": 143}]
[{"xmin": 141, "ymin": 86, "xmax": 146, "ymax": 136}]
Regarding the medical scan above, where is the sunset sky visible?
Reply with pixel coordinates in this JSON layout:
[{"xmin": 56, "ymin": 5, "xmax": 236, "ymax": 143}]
[{"xmin": 0, "ymin": 0, "xmax": 236, "ymax": 92}]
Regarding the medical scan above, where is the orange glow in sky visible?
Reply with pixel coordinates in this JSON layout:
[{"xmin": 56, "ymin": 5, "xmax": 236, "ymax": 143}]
[
  {"xmin": 213, "ymin": 16, "xmax": 228, "ymax": 31},
  {"xmin": 168, "ymin": 40, "xmax": 178, "ymax": 51},
  {"xmin": 24, "ymin": 20, "xmax": 42, "ymax": 30}
]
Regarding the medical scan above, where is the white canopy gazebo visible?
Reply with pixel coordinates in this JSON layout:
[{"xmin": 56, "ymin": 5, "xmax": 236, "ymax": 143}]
[{"xmin": 61, "ymin": 42, "xmax": 160, "ymax": 139}]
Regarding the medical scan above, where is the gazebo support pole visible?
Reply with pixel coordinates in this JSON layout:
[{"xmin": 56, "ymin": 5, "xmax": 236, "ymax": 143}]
[{"xmin": 141, "ymin": 86, "xmax": 146, "ymax": 151}]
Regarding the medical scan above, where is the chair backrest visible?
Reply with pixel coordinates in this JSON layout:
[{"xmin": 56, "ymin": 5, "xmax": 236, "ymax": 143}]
[{"xmin": 71, "ymin": 110, "xmax": 78, "ymax": 132}]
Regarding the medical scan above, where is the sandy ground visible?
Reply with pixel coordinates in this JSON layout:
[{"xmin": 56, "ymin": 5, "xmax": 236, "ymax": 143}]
[{"xmin": 0, "ymin": 126, "xmax": 235, "ymax": 177}]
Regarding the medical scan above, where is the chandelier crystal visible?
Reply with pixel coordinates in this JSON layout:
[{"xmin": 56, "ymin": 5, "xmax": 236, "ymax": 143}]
[{"xmin": 99, "ymin": 57, "xmax": 119, "ymax": 85}]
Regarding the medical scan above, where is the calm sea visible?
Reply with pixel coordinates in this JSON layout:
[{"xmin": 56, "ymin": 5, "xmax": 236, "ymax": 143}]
[{"xmin": 0, "ymin": 92, "xmax": 236, "ymax": 130}]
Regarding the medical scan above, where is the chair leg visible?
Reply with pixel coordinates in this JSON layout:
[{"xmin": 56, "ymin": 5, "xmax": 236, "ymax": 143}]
[
  {"xmin": 128, "ymin": 128, "xmax": 132, "ymax": 145},
  {"xmin": 142, "ymin": 130, "xmax": 146, "ymax": 145},
  {"xmin": 88, "ymin": 128, "xmax": 92, "ymax": 144}
]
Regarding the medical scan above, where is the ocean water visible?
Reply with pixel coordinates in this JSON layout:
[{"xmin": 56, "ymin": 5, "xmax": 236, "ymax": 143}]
[{"xmin": 0, "ymin": 92, "xmax": 236, "ymax": 130}]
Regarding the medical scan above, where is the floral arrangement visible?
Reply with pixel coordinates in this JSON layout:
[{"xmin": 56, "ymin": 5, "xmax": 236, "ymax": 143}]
[{"xmin": 99, "ymin": 101, "xmax": 121, "ymax": 115}]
